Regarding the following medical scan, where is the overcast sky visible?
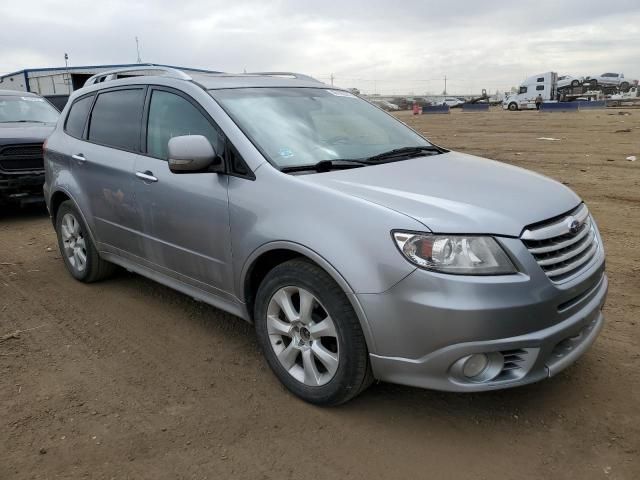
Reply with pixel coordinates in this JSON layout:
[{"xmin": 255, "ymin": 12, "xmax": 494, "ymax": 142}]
[{"xmin": 1, "ymin": 0, "xmax": 639, "ymax": 94}]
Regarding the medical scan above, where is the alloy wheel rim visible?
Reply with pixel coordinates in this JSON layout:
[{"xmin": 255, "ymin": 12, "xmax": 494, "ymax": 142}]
[
  {"xmin": 266, "ymin": 286, "xmax": 339, "ymax": 386},
  {"xmin": 61, "ymin": 213, "xmax": 87, "ymax": 272}
]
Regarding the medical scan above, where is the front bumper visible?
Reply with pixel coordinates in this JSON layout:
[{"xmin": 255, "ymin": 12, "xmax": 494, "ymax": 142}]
[
  {"xmin": 0, "ymin": 171, "xmax": 45, "ymax": 204},
  {"xmin": 359, "ymin": 236, "xmax": 607, "ymax": 392}
]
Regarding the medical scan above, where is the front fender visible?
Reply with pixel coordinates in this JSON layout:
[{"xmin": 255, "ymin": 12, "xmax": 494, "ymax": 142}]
[{"xmin": 239, "ymin": 240, "xmax": 378, "ymax": 351}]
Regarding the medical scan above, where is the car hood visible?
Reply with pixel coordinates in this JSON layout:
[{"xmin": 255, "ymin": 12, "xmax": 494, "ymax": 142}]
[
  {"xmin": 0, "ymin": 122, "xmax": 56, "ymax": 144},
  {"xmin": 302, "ymin": 152, "xmax": 581, "ymax": 236}
]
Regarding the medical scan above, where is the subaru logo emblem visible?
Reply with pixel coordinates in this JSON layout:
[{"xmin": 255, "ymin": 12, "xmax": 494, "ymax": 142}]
[{"xmin": 567, "ymin": 217, "xmax": 581, "ymax": 234}]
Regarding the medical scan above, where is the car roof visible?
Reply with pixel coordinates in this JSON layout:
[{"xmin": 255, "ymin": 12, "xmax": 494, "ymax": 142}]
[
  {"xmin": 0, "ymin": 89, "xmax": 41, "ymax": 97},
  {"xmin": 83, "ymin": 68, "xmax": 330, "ymax": 92},
  {"xmin": 67, "ymin": 69, "xmax": 337, "ymax": 105},
  {"xmin": 191, "ymin": 73, "xmax": 329, "ymax": 90}
]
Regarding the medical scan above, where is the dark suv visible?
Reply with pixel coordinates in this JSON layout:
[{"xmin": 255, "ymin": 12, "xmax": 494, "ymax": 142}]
[{"xmin": 0, "ymin": 90, "xmax": 59, "ymax": 205}]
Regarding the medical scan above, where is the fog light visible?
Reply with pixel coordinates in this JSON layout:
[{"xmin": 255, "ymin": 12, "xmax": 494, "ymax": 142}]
[{"xmin": 462, "ymin": 353, "xmax": 489, "ymax": 378}]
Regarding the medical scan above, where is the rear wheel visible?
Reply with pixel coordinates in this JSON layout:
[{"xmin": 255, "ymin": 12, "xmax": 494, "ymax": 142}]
[
  {"xmin": 55, "ymin": 200, "xmax": 116, "ymax": 282},
  {"xmin": 254, "ymin": 259, "xmax": 372, "ymax": 405}
]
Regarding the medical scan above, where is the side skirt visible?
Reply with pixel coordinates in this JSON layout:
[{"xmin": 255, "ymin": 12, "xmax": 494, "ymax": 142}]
[{"xmin": 100, "ymin": 250, "xmax": 250, "ymax": 322}]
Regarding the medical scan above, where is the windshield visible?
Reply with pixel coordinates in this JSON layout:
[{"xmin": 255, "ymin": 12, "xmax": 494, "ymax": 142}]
[
  {"xmin": 210, "ymin": 87, "xmax": 431, "ymax": 168},
  {"xmin": 0, "ymin": 95, "xmax": 59, "ymax": 123}
]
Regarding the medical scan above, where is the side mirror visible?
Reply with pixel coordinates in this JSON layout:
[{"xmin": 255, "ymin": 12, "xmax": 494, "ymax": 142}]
[{"xmin": 168, "ymin": 135, "xmax": 223, "ymax": 173}]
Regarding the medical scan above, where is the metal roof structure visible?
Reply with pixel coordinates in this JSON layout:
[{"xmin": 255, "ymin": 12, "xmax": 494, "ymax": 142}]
[{"xmin": 0, "ymin": 63, "xmax": 220, "ymax": 80}]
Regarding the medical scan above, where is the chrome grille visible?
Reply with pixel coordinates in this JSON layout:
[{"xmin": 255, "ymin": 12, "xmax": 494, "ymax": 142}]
[{"xmin": 522, "ymin": 204, "xmax": 598, "ymax": 281}]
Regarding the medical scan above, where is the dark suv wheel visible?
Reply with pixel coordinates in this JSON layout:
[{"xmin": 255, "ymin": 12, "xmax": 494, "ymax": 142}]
[
  {"xmin": 55, "ymin": 200, "xmax": 116, "ymax": 282},
  {"xmin": 254, "ymin": 259, "xmax": 372, "ymax": 405}
]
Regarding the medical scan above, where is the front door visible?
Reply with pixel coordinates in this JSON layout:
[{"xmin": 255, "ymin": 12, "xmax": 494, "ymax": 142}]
[{"xmin": 133, "ymin": 87, "xmax": 233, "ymax": 295}]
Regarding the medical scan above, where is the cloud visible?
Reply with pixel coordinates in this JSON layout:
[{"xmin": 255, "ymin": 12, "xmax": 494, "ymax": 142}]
[{"xmin": 1, "ymin": 0, "xmax": 638, "ymax": 94}]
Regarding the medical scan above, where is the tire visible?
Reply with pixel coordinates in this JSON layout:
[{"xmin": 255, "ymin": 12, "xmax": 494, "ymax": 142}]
[
  {"xmin": 571, "ymin": 80, "xmax": 580, "ymax": 87},
  {"xmin": 254, "ymin": 258, "xmax": 372, "ymax": 406},
  {"xmin": 55, "ymin": 200, "xmax": 116, "ymax": 283},
  {"xmin": 508, "ymin": 102, "xmax": 518, "ymax": 111},
  {"xmin": 620, "ymin": 82, "xmax": 630, "ymax": 92}
]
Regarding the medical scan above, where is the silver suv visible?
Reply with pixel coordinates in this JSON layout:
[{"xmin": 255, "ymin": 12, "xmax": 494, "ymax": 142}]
[{"xmin": 44, "ymin": 67, "xmax": 607, "ymax": 405}]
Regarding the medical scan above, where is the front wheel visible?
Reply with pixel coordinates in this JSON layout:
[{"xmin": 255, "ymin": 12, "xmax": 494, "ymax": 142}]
[
  {"xmin": 571, "ymin": 80, "xmax": 580, "ymax": 87},
  {"xmin": 620, "ymin": 81, "xmax": 630, "ymax": 92},
  {"xmin": 508, "ymin": 102, "xmax": 518, "ymax": 111},
  {"xmin": 254, "ymin": 259, "xmax": 372, "ymax": 405}
]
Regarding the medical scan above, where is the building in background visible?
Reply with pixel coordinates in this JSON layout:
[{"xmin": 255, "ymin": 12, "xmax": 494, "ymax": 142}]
[{"xmin": 0, "ymin": 63, "xmax": 219, "ymax": 110}]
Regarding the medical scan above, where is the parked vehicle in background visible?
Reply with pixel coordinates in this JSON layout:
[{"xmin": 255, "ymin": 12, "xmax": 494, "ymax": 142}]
[
  {"xmin": 390, "ymin": 97, "xmax": 411, "ymax": 110},
  {"xmin": 0, "ymin": 90, "xmax": 59, "ymax": 205},
  {"xmin": 557, "ymin": 75, "xmax": 583, "ymax": 89},
  {"xmin": 586, "ymin": 73, "xmax": 632, "ymax": 91},
  {"xmin": 441, "ymin": 97, "xmax": 464, "ymax": 107},
  {"xmin": 503, "ymin": 72, "xmax": 557, "ymax": 111},
  {"xmin": 611, "ymin": 86, "xmax": 639, "ymax": 100},
  {"xmin": 44, "ymin": 67, "xmax": 607, "ymax": 405},
  {"xmin": 371, "ymin": 99, "xmax": 400, "ymax": 111}
]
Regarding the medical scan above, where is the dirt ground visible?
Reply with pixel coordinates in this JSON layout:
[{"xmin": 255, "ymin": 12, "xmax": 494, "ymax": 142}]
[{"xmin": 1, "ymin": 107, "xmax": 639, "ymax": 479}]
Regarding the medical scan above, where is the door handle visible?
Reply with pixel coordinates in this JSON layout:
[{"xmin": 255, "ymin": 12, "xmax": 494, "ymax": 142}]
[
  {"xmin": 136, "ymin": 171, "xmax": 158, "ymax": 183},
  {"xmin": 71, "ymin": 153, "xmax": 86, "ymax": 163}
]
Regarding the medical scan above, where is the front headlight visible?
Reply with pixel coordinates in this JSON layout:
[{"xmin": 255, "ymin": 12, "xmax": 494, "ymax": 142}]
[{"xmin": 392, "ymin": 231, "xmax": 517, "ymax": 275}]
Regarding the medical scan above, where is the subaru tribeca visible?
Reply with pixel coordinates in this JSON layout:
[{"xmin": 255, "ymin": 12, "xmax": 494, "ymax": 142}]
[{"xmin": 43, "ymin": 67, "xmax": 607, "ymax": 405}]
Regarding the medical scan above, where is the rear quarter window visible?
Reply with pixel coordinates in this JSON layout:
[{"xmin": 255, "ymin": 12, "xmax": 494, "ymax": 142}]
[
  {"xmin": 88, "ymin": 89, "xmax": 145, "ymax": 151},
  {"xmin": 64, "ymin": 95, "xmax": 94, "ymax": 138}
]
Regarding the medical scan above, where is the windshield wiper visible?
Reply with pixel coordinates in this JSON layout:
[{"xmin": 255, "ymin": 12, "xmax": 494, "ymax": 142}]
[
  {"xmin": 0, "ymin": 120, "xmax": 47, "ymax": 123},
  {"xmin": 365, "ymin": 145, "xmax": 443, "ymax": 163},
  {"xmin": 280, "ymin": 159, "xmax": 370, "ymax": 173}
]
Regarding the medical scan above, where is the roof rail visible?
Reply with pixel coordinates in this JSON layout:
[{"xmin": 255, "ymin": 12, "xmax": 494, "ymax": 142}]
[
  {"xmin": 245, "ymin": 72, "xmax": 323, "ymax": 83},
  {"xmin": 84, "ymin": 65, "xmax": 192, "ymax": 87}
]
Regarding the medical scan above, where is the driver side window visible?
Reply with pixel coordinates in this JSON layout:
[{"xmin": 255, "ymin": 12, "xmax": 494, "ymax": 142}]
[{"xmin": 146, "ymin": 90, "xmax": 223, "ymax": 160}]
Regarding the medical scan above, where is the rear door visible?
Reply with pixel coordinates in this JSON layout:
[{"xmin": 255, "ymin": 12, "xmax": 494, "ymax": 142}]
[
  {"xmin": 67, "ymin": 86, "xmax": 146, "ymax": 256},
  {"xmin": 133, "ymin": 86, "xmax": 233, "ymax": 295}
]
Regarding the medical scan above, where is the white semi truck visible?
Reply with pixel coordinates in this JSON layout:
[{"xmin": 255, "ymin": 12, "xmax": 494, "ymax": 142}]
[{"xmin": 503, "ymin": 72, "xmax": 558, "ymax": 111}]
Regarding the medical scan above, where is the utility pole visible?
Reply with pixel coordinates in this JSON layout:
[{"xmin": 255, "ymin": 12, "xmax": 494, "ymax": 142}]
[
  {"xmin": 64, "ymin": 53, "xmax": 71, "ymax": 94},
  {"xmin": 135, "ymin": 37, "xmax": 142, "ymax": 63},
  {"xmin": 330, "ymin": 73, "xmax": 334, "ymax": 86},
  {"xmin": 443, "ymin": 75, "xmax": 447, "ymax": 95}
]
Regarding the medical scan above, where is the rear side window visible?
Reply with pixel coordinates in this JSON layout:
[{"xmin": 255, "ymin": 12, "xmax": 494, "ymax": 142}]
[
  {"xmin": 536, "ymin": 85, "xmax": 545, "ymax": 91},
  {"xmin": 88, "ymin": 89, "xmax": 145, "ymax": 151},
  {"xmin": 64, "ymin": 95, "xmax": 94, "ymax": 138},
  {"xmin": 146, "ymin": 90, "xmax": 223, "ymax": 160}
]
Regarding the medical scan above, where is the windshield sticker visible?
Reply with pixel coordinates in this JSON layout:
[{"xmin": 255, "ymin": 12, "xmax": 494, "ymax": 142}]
[
  {"xmin": 278, "ymin": 148, "xmax": 294, "ymax": 159},
  {"xmin": 326, "ymin": 90, "xmax": 356, "ymax": 98},
  {"xmin": 21, "ymin": 97, "xmax": 44, "ymax": 102}
]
